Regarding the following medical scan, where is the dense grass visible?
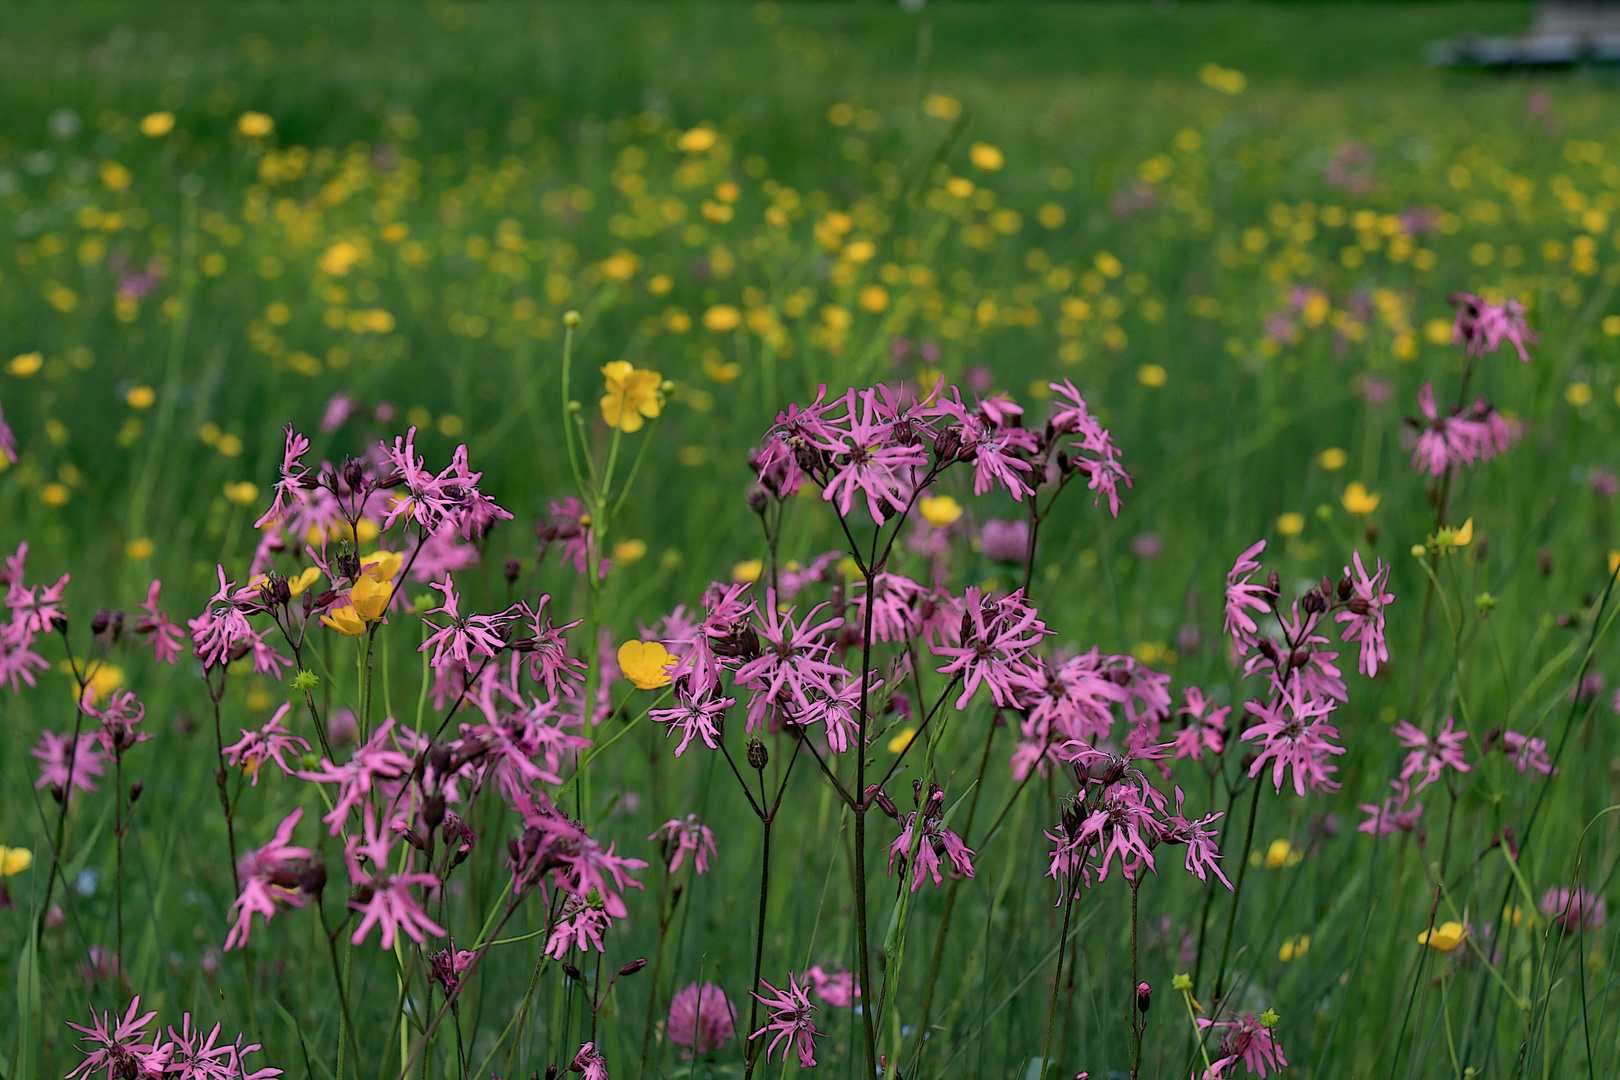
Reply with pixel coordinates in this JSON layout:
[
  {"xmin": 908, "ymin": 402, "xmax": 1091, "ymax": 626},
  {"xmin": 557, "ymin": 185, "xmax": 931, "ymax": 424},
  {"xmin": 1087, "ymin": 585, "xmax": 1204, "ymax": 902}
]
[{"xmin": 5, "ymin": 3, "xmax": 1620, "ymax": 1080}]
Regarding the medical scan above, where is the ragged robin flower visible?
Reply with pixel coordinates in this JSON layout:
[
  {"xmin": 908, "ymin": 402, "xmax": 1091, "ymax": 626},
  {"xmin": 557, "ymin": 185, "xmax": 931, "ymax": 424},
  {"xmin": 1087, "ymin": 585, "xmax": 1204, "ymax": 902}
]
[{"xmin": 599, "ymin": 361, "xmax": 663, "ymax": 432}]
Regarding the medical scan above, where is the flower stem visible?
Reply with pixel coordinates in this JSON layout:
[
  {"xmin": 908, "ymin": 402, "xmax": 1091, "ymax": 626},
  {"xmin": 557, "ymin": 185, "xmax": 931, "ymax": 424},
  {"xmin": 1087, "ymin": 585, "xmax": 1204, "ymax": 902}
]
[
  {"xmin": 1039, "ymin": 887, "xmax": 1078, "ymax": 1076},
  {"xmin": 1210, "ymin": 779, "xmax": 1264, "ymax": 1007},
  {"xmin": 743, "ymin": 817, "xmax": 774, "ymax": 1079}
]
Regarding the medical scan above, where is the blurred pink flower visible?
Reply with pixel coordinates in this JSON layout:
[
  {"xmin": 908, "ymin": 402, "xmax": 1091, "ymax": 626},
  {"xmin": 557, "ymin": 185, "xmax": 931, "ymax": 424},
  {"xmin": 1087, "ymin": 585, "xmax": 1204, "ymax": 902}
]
[{"xmin": 667, "ymin": 982, "xmax": 736, "ymax": 1057}]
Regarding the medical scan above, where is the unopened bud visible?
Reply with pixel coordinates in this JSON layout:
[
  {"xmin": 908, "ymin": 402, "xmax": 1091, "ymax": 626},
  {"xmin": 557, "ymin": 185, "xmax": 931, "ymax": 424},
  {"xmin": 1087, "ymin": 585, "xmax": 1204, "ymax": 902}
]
[
  {"xmin": 1301, "ymin": 588, "xmax": 1326, "ymax": 615},
  {"xmin": 300, "ymin": 860, "xmax": 328, "ymax": 895},
  {"xmin": 1347, "ymin": 597, "xmax": 1371, "ymax": 616},
  {"xmin": 1266, "ymin": 569, "xmax": 1280, "ymax": 595},
  {"xmin": 1136, "ymin": 982, "xmax": 1152, "ymax": 1013},
  {"xmin": 871, "ymin": 786, "xmax": 898, "ymax": 818},
  {"xmin": 504, "ymin": 558, "xmax": 522, "ymax": 584},
  {"xmin": 618, "ymin": 958, "xmax": 648, "ymax": 977},
  {"xmin": 129, "ymin": 780, "xmax": 143, "ymax": 804},
  {"xmin": 746, "ymin": 737, "xmax": 768, "ymax": 771},
  {"xmin": 51, "ymin": 783, "xmax": 65, "ymax": 804},
  {"xmin": 1336, "ymin": 576, "xmax": 1352, "ymax": 601},
  {"xmin": 933, "ymin": 427, "xmax": 963, "ymax": 463},
  {"xmin": 747, "ymin": 485, "xmax": 770, "ymax": 515},
  {"xmin": 563, "ymin": 310, "xmax": 582, "ymax": 327},
  {"xmin": 424, "ymin": 793, "xmax": 447, "ymax": 833},
  {"xmin": 562, "ymin": 963, "xmax": 584, "ymax": 983}
]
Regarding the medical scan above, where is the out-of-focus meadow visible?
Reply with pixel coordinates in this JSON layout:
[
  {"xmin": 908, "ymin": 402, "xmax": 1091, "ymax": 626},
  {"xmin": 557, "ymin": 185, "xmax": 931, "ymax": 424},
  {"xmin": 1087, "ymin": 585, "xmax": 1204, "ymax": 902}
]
[{"xmin": 6, "ymin": 2, "xmax": 1620, "ymax": 1079}]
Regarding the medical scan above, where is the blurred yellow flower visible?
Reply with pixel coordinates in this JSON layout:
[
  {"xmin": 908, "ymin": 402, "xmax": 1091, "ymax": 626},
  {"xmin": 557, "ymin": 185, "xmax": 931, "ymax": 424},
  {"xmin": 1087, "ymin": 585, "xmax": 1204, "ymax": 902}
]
[
  {"xmin": 599, "ymin": 361, "xmax": 663, "ymax": 432},
  {"xmin": 1138, "ymin": 364, "xmax": 1167, "ymax": 387},
  {"xmin": 732, "ymin": 559, "xmax": 763, "ymax": 584},
  {"xmin": 237, "ymin": 111, "xmax": 274, "ymax": 138},
  {"xmin": 9, "ymin": 352, "xmax": 43, "ymax": 378},
  {"xmin": 223, "ymin": 481, "xmax": 259, "ymax": 506},
  {"xmin": 1278, "ymin": 935, "xmax": 1310, "ymax": 962},
  {"xmin": 887, "ymin": 726, "xmax": 917, "ymax": 753},
  {"xmin": 969, "ymin": 142, "xmax": 1004, "ymax": 171},
  {"xmin": 41, "ymin": 484, "xmax": 70, "ymax": 507},
  {"xmin": 288, "ymin": 566, "xmax": 322, "ymax": 597},
  {"xmin": 65, "ymin": 662, "xmax": 124, "ymax": 704},
  {"xmin": 1341, "ymin": 482, "xmax": 1380, "ymax": 515},
  {"xmin": 0, "ymin": 846, "xmax": 32, "ymax": 876},
  {"xmin": 703, "ymin": 304, "xmax": 742, "ymax": 332},
  {"xmin": 1262, "ymin": 838, "xmax": 1302, "ymax": 869},
  {"xmin": 613, "ymin": 539, "xmax": 648, "ymax": 564},
  {"xmin": 677, "ymin": 126, "xmax": 718, "ymax": 153},
  {"xmin": 1199, "ymin": 63, "xmax": 1247, "ymax": 95},
  {"xmin": 1276, "ymin": 513, "xmax": 1304, "ymax": 537},
  {"xmin": 601, "ymin": 251, "xmax": 639, "ymax": 281},
  {"xmin": 127, "ymin": 386, "xmax": 155, "ymax": 409},
  {"xmin": 919, "ymin": 495, "xmax": 963, "ymax": 528},
  {"xmin": 126, "ymin": 538, "xmax": 154, "ymax": 561},
  {"xmin": 923, "ymin": 94, "xmax": 961, "ymax": 121},
  {"xmin": 618, "ymin": 639, "xmax": 673, "ymax": 690},
  {"xmin": 140, "ymin": 112, "xmax": 175, "ymax": 137},
  {"xmin": 318, "ymin": 241, "xmax": 362, "ymax": 277},
  {"xmin": 1566, "ymin": 383, "xmax": 1593, "ymax": 406},
  {"xmin": 1318, "ymin": 447, "xmax": 1347, "ymax": 471},
  {"xmin": 1419, "ymin": 921, "xmax": 1467, "ymax": 952}
]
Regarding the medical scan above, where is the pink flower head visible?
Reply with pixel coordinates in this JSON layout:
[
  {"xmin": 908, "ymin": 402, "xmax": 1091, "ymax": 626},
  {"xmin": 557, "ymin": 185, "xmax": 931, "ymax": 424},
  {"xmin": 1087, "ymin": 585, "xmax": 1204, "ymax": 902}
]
[
  {"xmin": 345, "ymin": 804, "xmax": 446, "ymax": 950},
  {"xmin": 225, "ymin": 808, "xmax": 314, "ymax": 950},
  {"xmin": 1241, "ymin": 683, "xmax": 1345, "ymax": 797},
  {"xmin": 1223, "ymin": 541, "xmax": 1272, "ymax": 649},
  {"xmin": 1173, "ymin": 686, "xmax": 1229, "ymax": 762},
  {"xmin": 428, "ymin": 944, "xmax": 476, "ymax": 995},
  {"xmin": 570, "ymin": 1042, "xmax": 609, "ymax": 1080},
  {"xmin": 223, "ymin": 703, "xmax": 312, "ymax": 785},
  {"xmin": 255, "ymin": 425, "xmax": 313, "ymax": 529},
  {"xmin": 540, "ymin": 496, "xmax": 603, "ymax": 577},
  {"xmin": 750, "ymin": 974, "xmax": 822, "ymax": 1069},
  {"xmin": 85, "ymin": 688, "xmax": 150, "ymax": 756},
  {"xmin": 379, "ymin": 427, "xmax": 455, "ymax": 532},
  {"xmin": 1358, "ymin": 779, "xmax": 1424, "ymax": 837},
  {"xmin": 651, "ymin": 690, "xmax": 733, "ymax": 757},
  {"xmin": 1450, "ymin": 292, "xmax": 1537, "ymax": 362},
  {"xmin": 546, "ymin": 905, "xmax": 611, "ymax": 958},
  {"xmin": 65, "ymin": 997, "xmax": 167, "ymax": 1080},
  {"xmin": 322, "ymin": 392, "xmax": 359, "ymax": 432},
  {"xmin": 887, "ymin": 783, "xmax": 975, "ymax": 891},
  {"xmin": 1049, "ymin": 379, "xmax": 1130, "ymax": 516},
  {"xmin": 940, "ymin": 391, "xmax": 1038, "ymax": 502},
  {"xmin": 649, "ymin": 815, "xmax": 718, "ymax": 874},
  {"xmin": 805, "ymin": 964, "xmax": 861, "ymax": 1007},
  {"xmin": 667, "ymin": 982, "xmax": 736, "ymax": 1057},
  {"xmin": 1392, "ymin": 716, "xmax": 1469, "ymax": 791},
  {"xmin": 420, "ymin": 574, "xmax": 512, "ymax": 673},
  {"xmin": 815, "ymin": 387, "xmax": 930, "ymax": 524},
  {"xmin": 797, "ymin": 670, "xmax": 877, "ymax": 753},
  {"xmin": 1162, "ymin": 786, "xmax": 1231, "ymax": 889},
  {"xmin": 1335, "ymin": 551, "xmax": 1393, "ymax": 677},
  {"xmin": 7, "ymin": 567, "xmax": 70, "ymax": 638},
  {"xmin": 1499, "ymin": 729, "xmax": 1557, "ymax": 777},
  {"xmin": 1196, "ymin": 1013, "xmax": 1288, "ymax": 1079},
  {"xmin": 934, "ymin": 587, "xmax": 1050, "ymax": 710},
  {"xmin": 1540, "ymin": 886, "xmax": 1606, "ymax": 931},
  {"xmin": 1410, "ymin": 382, "xmax": 1497, "ymax": 477},
  {"xmin": 297, "ymin": 717, "xmax": 413, "ymax": 834},
  {"xmin": 0, "ymin": 619, "xmax": 49, "ymax": 691},
  {"xmin": 32, "ymin": 728, "xmax": 105, "ymax": 794},
  {"xmin": 732, "ymin": 589, "xmax": 846, "ymax": 730},
  {"xmin": 188, "ymin": 566, "xmax": 257, "ymax": 670},
  {"xmin": 516, "ymin": 594, "xmax": 586, "ymax": 696},
  {"xmin": 134, "ymin": 579, "xmax": 184, "ymax": 664}
]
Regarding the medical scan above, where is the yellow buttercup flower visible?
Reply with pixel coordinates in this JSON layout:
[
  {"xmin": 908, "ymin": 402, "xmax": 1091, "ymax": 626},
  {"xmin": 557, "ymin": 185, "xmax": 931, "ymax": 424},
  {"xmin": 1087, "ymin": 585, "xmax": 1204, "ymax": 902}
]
[
  {"xmin": 1276, "ymin": 512, "xmax": 1304, "ymax": 537},
  {"xmin": 139, "ymin": 112, "xmax": 175, "ymax": 137},
  {"xmin": 1419, "ymin": 921, "xmax": 1467, "ymax": 952},
  {"xmin": 732, "ymin": 559, "xmax": 764, "ymax": 584},
  {"xmin": 349, "ymin": 574, "xmax": 392, "ymax": 622},
  {"xmin": 1318, "ymin": 447, "xmax": 1347, "ymax": 471},
  {"xmin": 599, "ymin": 361, "xmax": 663, "ymax": 433},
  {"xmin": 919, "ymin": 495, "xmax": 963, "ymax": 528},
  {"xmin": 360, "ymin": 550, "xmax": 403, "ymax": 582},
  {"xmin": 0, "ymin": 846, "xmax": 32, "ymax": 876},
  {"xmin": 618, "ymin": 640, "xmax": 673, "ymax": 690},
  {"xmin": 288, "ymin": 567, "xmax": 322, "ymax": 597},
  {"xmin": 321, "ymin": 603, "xmax": 367, "ymax": 637},
  {"xmin": 969, "ymin": 142, "xmax": 1004, "ymax": 171},
  {"xmin": 1341, "ymin": 482, "xmax": 1380, "ymax": 515},
  {"xmin": 65, "ymin": 662, "xmax": 124, "ymax": 704},
  {"xmin": 887, "ymin": 726, "xmax": 917, "ymax": 753}
]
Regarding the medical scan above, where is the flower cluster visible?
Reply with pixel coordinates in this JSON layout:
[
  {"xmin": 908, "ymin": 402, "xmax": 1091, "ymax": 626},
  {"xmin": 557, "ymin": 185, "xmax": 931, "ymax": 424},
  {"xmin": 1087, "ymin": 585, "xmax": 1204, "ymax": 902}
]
[{"xmin": 67, "ymin": 997, "xmax": 279, "ymax": 1080}]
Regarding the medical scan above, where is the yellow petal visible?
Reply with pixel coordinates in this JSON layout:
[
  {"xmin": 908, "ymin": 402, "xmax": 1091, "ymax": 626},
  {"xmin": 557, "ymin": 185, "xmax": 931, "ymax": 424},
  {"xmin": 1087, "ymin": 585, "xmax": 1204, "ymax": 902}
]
[
  {"xmin": 919, "ymin": 495, "xmax": 963, "ymax": 528},
  {"xmin": 362, "ymin": 550, "xmax": 403, "ymax": 582},
  {"xmin": 288, "ymin": 566, "xmax": 323, "ymax": 597},
  {"xmin": 0, "ymin": 846, "xmax": 33, "ymax": 876},
  {"xmin": 350, "ymin": 575, "xmax": 392, "ymax": 621},
  {"xmin": 1454, "ymin": 518, "xmax": 1473, "ymax": 546},
  {"xmin": 617, "ymin": 639, "xmax": 673, "ymax": 690},
  {"xmin": 321, "ymin": 604, "xmax": 368, "ymax": 636}
]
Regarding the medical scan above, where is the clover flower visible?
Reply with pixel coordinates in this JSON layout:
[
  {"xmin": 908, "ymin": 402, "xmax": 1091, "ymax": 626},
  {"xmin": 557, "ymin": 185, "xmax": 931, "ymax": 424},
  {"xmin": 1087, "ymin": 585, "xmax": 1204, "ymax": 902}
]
[{"xmin": 667, "ymin": 982, "xmax": 736, "ymax": 1057}]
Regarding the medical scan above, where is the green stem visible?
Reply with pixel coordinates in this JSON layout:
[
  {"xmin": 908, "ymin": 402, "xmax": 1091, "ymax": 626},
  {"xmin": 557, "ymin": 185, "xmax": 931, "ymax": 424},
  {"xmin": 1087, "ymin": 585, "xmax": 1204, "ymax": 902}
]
[{"xmin": 1210, "ymin": 779, "xmax": 1264, "ymax": 1006}]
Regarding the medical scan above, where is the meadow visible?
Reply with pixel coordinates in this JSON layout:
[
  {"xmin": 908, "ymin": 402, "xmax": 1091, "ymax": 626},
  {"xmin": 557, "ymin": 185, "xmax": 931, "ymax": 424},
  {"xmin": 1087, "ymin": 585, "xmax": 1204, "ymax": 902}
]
[{"xmin": 3, "ymin": 2, "xmax": 1620, "ymax": 1079}]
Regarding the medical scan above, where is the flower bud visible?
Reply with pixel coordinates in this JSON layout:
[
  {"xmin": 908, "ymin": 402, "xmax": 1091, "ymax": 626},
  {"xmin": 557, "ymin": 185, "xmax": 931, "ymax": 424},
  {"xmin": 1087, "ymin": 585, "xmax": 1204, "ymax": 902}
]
[
  {"xmin": 746, "ymin": 737, "xmax": 769, "ymax": 771},
  {"xmin": 618, "ymin": 958, "xmax": 648, "ymax": 977},
  {"xmin": 1136, "ymin": 982, "xmax": 1152, "ymax": 1013},
  {"xmin": 51, "ymin": 783, "xmax": 64, "ymax": 804},
  {"xmin": 300, "ymin": 860, "xmax": 328, "ymax": 896},
  {"xmin": 933, "ymin": 427, "xmax": 963, "ymax": 462},
  {"xmin": 1301, "ymin": 588, "xmax": 1326, "ymax": 615},
  {"xmin": 424, "ymin": 793, "xmax": 447, "ymax": 833},
  {"xmin": 869, "ymin": 786, "xmax": 898, "ymax": 819},
  {"xmin": 562, "ymin": 962, "xmax": 584, "ymax": 983},
  {"xmin": 504, "ymin": 558, "xmax": 522, "ymax": 584},
  {"xmin": 1347, "ymin": 597, "xmax": 1371, "ymax": 616},
  {"xmin": 746, "ymin": 485, "xmax": 770, "ymax": 516},
  {"xmin": 129, "ymin": 780, "xmax": 143, "ymax": 804},
  {"xmin": 1336, "ymin": 576, "xmax": 1353, "ymax": 601},
  {"xmin": 563, "ymin": 310, "xmax": 582, "ymax": 327},
  {"xmin": 1266, "ymin": 569, "xmax": 1280, "ymax": 595},
  {"xmin": 1289, "ymin": 647, "xmax": 1311, "ymax": 670},
  {"xmin": 342, "ymin": 458, "xmax": 367, "ymax": 492}
]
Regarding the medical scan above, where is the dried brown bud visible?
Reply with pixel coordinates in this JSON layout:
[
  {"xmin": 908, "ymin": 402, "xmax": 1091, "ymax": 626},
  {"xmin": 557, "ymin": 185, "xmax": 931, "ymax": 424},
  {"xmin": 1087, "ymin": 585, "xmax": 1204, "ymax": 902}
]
[
  {"xmin": 618, "ymin": 958, "xmax": 648, "ymax": 977},
  {"xmin": 561, "ymin": 963, "xmax": 584, "ymax": 983}
]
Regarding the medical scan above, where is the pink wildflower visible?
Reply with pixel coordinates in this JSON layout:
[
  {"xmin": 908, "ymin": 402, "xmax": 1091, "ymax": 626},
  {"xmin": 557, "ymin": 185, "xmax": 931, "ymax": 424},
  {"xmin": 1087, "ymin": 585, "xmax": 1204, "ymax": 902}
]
[
  {"xmin": 1540, "ymin": 886, "xmax": 1606, "ymax": 931},
  {"xmin": 1222, "ymin": 541, "xmax": 1272, "ymax": 649},
  {"xmin": 223, "ymin": 703, "xmax": 312, "ymax": 785},
  {"xmin": 65, "ymin": 997, "xmax": 167, "ymax": 1080},
  {"xmin": 1500, "ymin": 729, "xmax": 1556, "ymax": 777},
  {"xmin": 1358, "ymin": 779, "xmax": 1424, "ymax": 837},
  {"xmin": 750, "ymin": 974, "xmax": 822, "ymax": 1069},
  {"xmin": 570, "ymin": 1042, "xmax": 609, "ymax": 1080},
  {"xmin": 649, "ymin": 815, "xmax": 718, "ymax": 874},
  {"xmin": 1049, "ymin": 379, "xmax": 1131, "ymax": 516},
  {"xmin": 1196, "ymin": 1013, "xmax": 1287, "ymax": 1079},
  {"xmin": 254, "ymin": 425, "xmax": 312, "ymax": 528},
  {"xmin": 805, "ymin": 964, "xmax": 861, "ymax": 1007},
  {"xmin": 225, "ymin": 808, "xmax": 314, "ymax": 950},
  {"xmin": 1173, "ymin": 686, "xmax": 1229, "ymax": 762},
  {"xmin": 188, "ymin": 566, "xmax": 257, "ymax": 670},
  {"xmin": 32, "ymin": 729, "xmax": 105, "ymax": 793},
  {"xmin": 345, "ymin": 805, "xmax": 446, "ymax": 950},
  {"xmin": 651, "ymin": 691, "xmax": 732, "ymax": 757},
  {"xmin": 934, "ymin": 587, "xmax": 1049, "ymax": 710},
  {"xmin": 1450, "ymin": 292, "xmax": 1537, "ymax": 362},
  {"xmin": 1392, "ymin": 716, "xmax": 1469, "ymax": 791},
  {"xmin": 420, "ymin": 574, "xmax": 512, "ymax": 672},
  {"xmin": 1241, "ymin": 684, "xmax": 1345, "ymax": 796},
  {"xmin": 134, "ymin": 580, "xmax": 184, "ymax": 664},
  {"xmin": 1336, "ymin": 551, "xmax": 1393, "ymax": 677}
]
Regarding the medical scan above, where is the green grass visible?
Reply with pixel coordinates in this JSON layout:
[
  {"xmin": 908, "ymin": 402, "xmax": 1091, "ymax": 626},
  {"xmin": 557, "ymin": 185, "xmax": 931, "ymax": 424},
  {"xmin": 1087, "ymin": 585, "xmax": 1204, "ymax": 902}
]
[{"xmin": 3, "ymin": 3, "xmax": 1620, "ymax": 1080}]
